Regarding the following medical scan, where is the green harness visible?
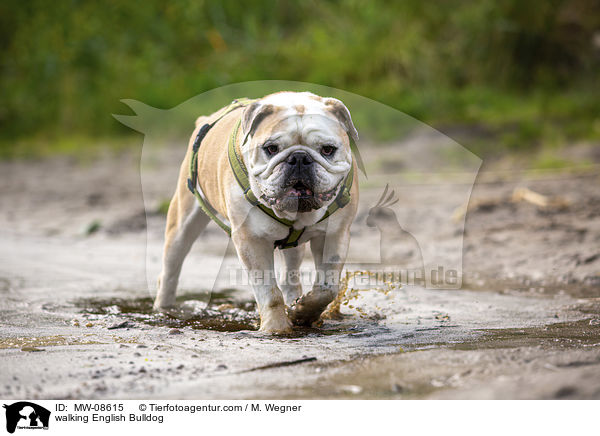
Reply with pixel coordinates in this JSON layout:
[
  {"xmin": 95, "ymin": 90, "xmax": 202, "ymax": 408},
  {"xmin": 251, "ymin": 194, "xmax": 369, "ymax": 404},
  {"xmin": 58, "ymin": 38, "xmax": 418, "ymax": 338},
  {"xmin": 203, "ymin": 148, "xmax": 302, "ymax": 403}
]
[{"xmin": 187, "ymin": 98, "xmax": 358, "ymax": 249}]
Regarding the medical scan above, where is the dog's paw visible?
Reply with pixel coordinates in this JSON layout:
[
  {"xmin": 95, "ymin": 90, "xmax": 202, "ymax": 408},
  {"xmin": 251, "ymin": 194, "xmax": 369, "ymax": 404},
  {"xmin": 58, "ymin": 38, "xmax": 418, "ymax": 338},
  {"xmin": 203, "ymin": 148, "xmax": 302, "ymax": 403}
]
[
  {"xmin": 259, "ymin": 307, "xmax": 293, "ymax": 335},
  {"xmin": 152, "ymin": 301, "xmax": 176, "ymax": 312},
  {"xmin": 287, "ymin": 289, "xmax": 336, "ymax": 326}
]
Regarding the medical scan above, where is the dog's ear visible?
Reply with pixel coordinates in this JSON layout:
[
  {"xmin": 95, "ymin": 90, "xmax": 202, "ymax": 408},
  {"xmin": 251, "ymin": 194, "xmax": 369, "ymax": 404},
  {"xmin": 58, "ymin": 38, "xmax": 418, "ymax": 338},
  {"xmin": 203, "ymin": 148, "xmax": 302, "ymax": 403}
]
[
  {"xmin": 323, "ymin": 98, "xmax": 359, "ymax": 143},
  {"xmin": 241, "ymin": 101, "xmax": 275, "ymax": 142}
]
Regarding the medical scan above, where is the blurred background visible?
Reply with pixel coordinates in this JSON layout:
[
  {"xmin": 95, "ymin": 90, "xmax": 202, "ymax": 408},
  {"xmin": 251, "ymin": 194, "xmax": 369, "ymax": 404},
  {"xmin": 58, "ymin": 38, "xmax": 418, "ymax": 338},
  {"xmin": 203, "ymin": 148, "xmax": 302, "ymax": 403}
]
[
  {"xmin": 1, "ymin": 0, "xmax": 599, "ymax": 164},
  {"xmin": 2, "ymin": 1, "xmax": 600, "ymax": 401}
]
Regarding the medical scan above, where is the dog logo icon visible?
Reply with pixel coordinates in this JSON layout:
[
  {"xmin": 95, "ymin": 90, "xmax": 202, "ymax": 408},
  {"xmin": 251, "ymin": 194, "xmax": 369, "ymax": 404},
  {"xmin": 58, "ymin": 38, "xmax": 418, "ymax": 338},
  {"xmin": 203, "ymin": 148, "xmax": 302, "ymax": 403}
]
[{"xmin": 3, "ymin": 402, "xmax": 50, "ymax": 433}]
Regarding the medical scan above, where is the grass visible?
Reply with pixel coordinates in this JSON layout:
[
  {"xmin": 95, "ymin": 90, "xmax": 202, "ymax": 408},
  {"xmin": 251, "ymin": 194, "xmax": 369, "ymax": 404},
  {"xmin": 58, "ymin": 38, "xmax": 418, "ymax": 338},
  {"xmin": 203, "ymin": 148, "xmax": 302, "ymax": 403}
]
[
  {"xmin": 0, "ymin": 133, "xmax": 142, "ymax": 160},
  {"xmin": 2, "ymin": 0, "xmax": 599, "ymax": 162}
]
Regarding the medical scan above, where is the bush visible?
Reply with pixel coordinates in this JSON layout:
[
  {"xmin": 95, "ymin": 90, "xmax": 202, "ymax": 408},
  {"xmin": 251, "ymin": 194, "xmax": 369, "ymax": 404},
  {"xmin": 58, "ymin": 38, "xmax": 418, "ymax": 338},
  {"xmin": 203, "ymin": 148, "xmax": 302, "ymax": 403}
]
[{"xmin": 1, "ymin": 0, "xmax": 598, "ymax": 156}]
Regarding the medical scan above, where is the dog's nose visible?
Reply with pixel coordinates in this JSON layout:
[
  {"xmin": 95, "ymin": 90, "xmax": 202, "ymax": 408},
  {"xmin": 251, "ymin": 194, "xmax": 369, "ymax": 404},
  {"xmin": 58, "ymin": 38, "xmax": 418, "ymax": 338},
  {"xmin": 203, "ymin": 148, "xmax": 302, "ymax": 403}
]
[{"xmin": 286, "ymin": 151, "xmax": 313, "ymax": 168}]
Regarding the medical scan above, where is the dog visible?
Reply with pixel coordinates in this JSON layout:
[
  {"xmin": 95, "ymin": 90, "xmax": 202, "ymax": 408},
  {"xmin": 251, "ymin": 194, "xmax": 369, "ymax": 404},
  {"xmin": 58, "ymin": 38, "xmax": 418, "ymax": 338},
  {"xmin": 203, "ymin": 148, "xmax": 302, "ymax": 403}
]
[{"xmin": 154, "ymin": 91, "xmax": 359, "ymax": 334}]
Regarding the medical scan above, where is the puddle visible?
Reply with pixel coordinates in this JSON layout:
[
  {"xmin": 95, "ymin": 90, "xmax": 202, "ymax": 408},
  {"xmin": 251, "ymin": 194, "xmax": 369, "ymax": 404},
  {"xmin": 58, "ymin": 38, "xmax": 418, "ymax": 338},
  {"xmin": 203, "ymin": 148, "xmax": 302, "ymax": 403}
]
[
  {"xmin": 75, "ymin": 290, "xmax": 260, "ymax": 332},
  {"xmin": 282, "ymin": 318, "xmax": 600, "ymax": 400},
  {"xmin": 447, "ymin": 319, "xmax": 600, "ymax": 351},
  {"xmin": 74, "ymin": 290, "xmax": 360, "ymax": 337}
]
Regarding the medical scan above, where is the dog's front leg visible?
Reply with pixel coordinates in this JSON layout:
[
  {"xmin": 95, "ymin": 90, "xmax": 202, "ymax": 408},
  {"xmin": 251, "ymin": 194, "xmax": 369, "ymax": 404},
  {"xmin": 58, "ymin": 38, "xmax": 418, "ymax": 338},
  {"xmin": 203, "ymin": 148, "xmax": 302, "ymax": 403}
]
[
  {"xmin": 288, "ymin": 230, "xmax": 350, "ymax": 326},
  {"xmin": 232, "ymin": 232, "xmax": 292, "ymax": 334},
  {"xmin": 278, "ymin": 244, "xmax": 306, "ymax": 306}
]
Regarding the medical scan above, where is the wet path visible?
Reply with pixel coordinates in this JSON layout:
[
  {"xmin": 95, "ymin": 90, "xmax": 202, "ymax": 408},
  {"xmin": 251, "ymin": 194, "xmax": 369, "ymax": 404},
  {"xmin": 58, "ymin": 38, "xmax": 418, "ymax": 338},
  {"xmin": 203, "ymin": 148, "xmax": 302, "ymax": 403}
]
[{"xmin": 1, "ymin": 231, "xmax": 598, "ymax": 399}]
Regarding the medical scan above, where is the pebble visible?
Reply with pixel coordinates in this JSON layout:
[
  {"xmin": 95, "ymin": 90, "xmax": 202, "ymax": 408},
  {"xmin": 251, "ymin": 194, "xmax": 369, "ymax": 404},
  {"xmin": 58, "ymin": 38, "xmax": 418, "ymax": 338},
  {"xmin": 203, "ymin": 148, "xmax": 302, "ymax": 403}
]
[
  {"xmin": 340, "ymin": 385, "xmax": 363, "ymax": 394},
  {"xmin": 391, "ymin": 383, "xmax": 405, "ymax": 393},
  {"xmin": 168, "ymin": 328, "xmax": 182, "ymax": 335},
  {"xmin": 136, "ymin": 344, "xmax": 148, "ymax": 348},
  {"xmin": 85, "ymin": 322, "xmax": 93, "ymax": 328},
  {"xmin": 133, "ymin": 352, "xmax": 141, "ymax": 357},
  {"xmin": 107, "ymin": 321, "xmax": 130, "ymax": 330},
  {"xmin": 590, "ymin": 319, "xmax": 600, "ymax": 326},
  {"xmin": 216, "ymin": 364, "xmax": 228, "ymax": 370},
  {"xmin": 431, "ymin": 379, "xmax": 445, "ymax": 388},
  {"xmin": 176, "ymin": 364, "xmax": 184, "ymax": 370},
  {"xmin": 20, "ymin": 347, "xmax": 44, "ymax": 352}
]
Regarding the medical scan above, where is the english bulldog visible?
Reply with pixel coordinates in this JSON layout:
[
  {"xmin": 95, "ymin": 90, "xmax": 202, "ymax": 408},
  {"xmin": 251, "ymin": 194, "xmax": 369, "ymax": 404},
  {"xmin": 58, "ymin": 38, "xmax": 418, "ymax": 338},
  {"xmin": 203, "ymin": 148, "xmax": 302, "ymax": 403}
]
[{"xmin": 154, "ymin": 91, "xmax": 359, "ymax": 334}]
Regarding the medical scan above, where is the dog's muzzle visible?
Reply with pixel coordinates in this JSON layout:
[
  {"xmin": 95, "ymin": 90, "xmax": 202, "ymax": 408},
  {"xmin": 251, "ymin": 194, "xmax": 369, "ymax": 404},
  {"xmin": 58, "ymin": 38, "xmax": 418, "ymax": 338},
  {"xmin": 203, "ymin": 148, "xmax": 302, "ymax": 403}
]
[{"xmin": 261, "ymin": 151, "xmax": 341, "ymax": 213}]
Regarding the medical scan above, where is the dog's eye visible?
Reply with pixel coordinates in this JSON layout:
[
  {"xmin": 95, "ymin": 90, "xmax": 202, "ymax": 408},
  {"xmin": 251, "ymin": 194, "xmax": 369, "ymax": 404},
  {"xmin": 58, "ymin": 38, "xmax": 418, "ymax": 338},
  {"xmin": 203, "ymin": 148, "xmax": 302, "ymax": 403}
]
[
  {"xmin": 264, "ymin": 144, "xmax": 279, "ymax": 156},
  {"xmin": 321, "ymin": 145, "xmax": 337, "ymax": 157}
]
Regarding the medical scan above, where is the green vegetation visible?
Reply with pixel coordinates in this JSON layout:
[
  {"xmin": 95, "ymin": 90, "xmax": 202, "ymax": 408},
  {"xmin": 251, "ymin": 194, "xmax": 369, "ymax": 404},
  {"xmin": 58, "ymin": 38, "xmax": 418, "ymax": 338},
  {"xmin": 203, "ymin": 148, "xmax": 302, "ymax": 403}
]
[{"xmin": 1, "ymin": 0, "xmax": 598, "ymax": 158}]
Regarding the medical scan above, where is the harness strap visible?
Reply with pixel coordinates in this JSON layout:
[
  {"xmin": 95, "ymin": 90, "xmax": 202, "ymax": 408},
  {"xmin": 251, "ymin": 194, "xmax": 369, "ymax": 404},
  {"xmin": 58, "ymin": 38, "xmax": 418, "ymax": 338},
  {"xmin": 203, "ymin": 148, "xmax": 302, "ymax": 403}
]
[
  {"xmin": 228, "ymin": 118, "xmax": 295, "ymax": 228},
  {"xmin": 188, "ymin": 98, "xmax": 356, "ymax": 249},
  {"xmin": 187, "ymin": 99, "xmax": 255, "ymax": 236},
  {"xmin": 274, "ymin": 227, "xmax": 305, "ymax": 249}
]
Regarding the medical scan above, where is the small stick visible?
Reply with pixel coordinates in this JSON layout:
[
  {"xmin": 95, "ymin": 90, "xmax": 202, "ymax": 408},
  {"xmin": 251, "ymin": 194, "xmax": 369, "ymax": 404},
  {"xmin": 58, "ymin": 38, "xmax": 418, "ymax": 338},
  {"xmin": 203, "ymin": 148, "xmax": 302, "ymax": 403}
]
[
  {"xmin": 237, "ymin": 357, "xmax": 317, "ymax": 374},
  {"xmin": 512, "ymin": 187, "xmax": 550, "ymax": 208}
]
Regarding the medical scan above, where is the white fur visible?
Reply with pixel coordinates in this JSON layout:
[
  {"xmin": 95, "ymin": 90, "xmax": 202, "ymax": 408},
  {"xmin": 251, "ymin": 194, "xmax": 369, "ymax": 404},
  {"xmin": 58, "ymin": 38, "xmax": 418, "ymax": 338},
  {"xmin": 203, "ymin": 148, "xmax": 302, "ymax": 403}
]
[{"xmin": 242, "ymin": 95, "xmax": 352, "ymax": 225}]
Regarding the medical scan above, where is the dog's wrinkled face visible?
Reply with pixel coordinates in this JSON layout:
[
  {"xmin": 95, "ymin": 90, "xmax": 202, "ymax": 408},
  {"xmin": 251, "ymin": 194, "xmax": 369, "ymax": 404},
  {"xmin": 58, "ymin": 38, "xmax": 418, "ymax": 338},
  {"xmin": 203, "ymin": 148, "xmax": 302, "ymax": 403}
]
[{"xmin": 241, "ymin": 92, "xmax": 358, "ymax": 216}]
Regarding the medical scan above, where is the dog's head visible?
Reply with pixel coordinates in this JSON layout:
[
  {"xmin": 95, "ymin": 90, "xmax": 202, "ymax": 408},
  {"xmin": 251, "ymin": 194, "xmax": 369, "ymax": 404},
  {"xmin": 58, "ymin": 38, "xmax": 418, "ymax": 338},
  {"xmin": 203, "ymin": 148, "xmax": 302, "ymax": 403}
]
[{"xmin": 240, "ymin": 92, "xmax": 358, "ymax": 216}]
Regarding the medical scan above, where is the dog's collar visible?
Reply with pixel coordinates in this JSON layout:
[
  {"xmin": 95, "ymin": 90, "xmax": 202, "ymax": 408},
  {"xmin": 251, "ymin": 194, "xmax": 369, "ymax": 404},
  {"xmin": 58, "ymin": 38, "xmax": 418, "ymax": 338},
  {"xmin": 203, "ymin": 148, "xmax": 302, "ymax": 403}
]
[{"xmin": 188, "ymin": 98, "xmax": 357, "ymax": 250}]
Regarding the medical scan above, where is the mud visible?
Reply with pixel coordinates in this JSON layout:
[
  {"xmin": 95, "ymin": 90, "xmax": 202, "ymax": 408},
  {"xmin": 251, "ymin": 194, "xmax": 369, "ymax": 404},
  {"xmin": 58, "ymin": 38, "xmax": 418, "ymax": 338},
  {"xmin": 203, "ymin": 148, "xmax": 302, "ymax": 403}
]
[
  {"xmin": 77, "ymin": 291, "xmax": 259, "ymax": 333},
  {"xmin": 1, "ymin": 143, "xmax": 599, "ymax": 399}
]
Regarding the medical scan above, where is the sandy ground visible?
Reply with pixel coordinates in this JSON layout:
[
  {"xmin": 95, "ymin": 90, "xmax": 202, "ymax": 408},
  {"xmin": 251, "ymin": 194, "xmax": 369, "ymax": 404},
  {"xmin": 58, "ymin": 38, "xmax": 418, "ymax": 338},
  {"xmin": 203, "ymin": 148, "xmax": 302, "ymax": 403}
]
[{"xmin": 1, "ymin": 138, "xmax": 599, "ymax": 400}]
